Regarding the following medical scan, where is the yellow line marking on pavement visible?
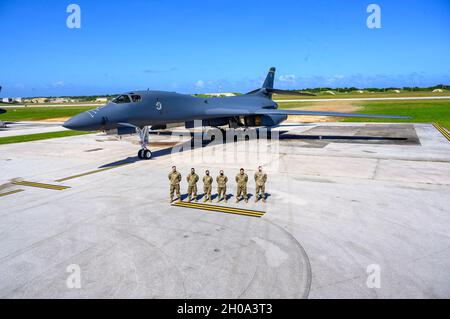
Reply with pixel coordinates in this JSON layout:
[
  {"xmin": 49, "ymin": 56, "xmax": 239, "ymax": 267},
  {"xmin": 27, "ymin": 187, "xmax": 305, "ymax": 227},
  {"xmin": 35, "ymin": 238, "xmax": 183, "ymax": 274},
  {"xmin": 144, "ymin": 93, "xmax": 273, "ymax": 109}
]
[
  {"xmin": 433, "ymin": 123, "xmax": 450, "ymax": 141},
  {"xmin": 55, "ymin": 164, "xmax": 130, "ymax": 182},
  {"xmin": 434, "ymin": 124, "xmax": 450, "ymax": 138},
  {"xmin": 182, "ymin": 204, "xmax": 264, "ymax": 217},
  {"xmin": 433, "ymin": 123, "xmax": 449, "ymax": 135},
  {"xmin": 172, "ymin": 201, "xmax": 265, "ymax": 218},
  {"xmin": 174, "ymin": 201, "xmax": 265, "ymax": 216},
  {"xmin": 175, "ymin": 203, "xmax": 263, "ymax": 217},
  {"xmin": 12, "ymin": 181, "xmax": 70, "ymax": 190},
  {"xmin": 0, "ymin": 189, "xmax": 25, "ymax": 197}
]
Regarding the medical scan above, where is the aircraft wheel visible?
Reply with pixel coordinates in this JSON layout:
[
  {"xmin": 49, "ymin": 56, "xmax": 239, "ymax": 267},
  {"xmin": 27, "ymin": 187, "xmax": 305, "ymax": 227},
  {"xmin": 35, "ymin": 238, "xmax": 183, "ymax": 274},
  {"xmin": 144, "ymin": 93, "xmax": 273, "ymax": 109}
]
[
  {"xmin": 138, "ymin": 149, "xmax": 145, "ymax": 159},
  {"xmin": 143, "ymin": 149, "xmax": 152, "ymax": 159}
]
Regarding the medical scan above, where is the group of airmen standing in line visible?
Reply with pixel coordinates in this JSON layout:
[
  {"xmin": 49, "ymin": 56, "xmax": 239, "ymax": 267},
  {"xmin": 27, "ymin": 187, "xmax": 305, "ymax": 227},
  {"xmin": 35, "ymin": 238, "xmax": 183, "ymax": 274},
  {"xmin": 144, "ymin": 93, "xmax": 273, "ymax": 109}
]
[{"xmin": 168, "ymin": 166, "xmax": 268, "ymax": 204}]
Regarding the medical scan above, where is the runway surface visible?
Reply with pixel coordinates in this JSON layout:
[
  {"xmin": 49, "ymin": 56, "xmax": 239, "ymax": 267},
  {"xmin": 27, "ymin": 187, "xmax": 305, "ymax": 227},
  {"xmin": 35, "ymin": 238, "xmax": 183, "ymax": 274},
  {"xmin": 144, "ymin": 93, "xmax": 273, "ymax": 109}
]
[
  {"xmin": 0, "ymin": 122, "xmax": 66, "ymax": 137},
  {"xmin": 0, "ymin": 122, "xmax": 449, "ymax": 298}
]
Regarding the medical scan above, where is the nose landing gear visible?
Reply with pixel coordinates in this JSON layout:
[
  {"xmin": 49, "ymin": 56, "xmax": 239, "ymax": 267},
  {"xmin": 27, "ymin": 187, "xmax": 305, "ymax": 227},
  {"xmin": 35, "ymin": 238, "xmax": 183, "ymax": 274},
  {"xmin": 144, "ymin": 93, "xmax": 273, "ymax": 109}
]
[{"xmin": 136, "ymin": 126, "xmax": 153, "ymax": 160}]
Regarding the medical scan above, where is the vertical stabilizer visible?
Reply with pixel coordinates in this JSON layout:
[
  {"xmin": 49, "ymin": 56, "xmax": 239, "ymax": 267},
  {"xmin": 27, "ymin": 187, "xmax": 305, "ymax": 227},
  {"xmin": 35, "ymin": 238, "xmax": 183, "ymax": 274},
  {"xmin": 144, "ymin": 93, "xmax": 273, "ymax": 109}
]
[{"xmin": 262, "ymin": 67, "xmax": 276, "ymax": 89}]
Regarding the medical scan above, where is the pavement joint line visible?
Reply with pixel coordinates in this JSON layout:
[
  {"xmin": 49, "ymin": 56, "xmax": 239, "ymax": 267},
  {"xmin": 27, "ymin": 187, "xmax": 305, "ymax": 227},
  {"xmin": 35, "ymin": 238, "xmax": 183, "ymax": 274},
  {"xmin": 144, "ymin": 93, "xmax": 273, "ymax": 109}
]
[
  {"xmin": 172, "ymin": 201, "xmax": 265, "ymax": 217},
  {"xmin": 54, "ymin": 163, "xmax": 131, "ymax": 182},
  {"xmin": 433, "ymin": 123, "xmax": 450, "ymax": 141},
  {"xmin": 12, "ymin": 181, "xmax": 70, "ymax": 190},
  {"xmin": 0, "ymin": 189, "xmax": 25, "ymax": 197}
]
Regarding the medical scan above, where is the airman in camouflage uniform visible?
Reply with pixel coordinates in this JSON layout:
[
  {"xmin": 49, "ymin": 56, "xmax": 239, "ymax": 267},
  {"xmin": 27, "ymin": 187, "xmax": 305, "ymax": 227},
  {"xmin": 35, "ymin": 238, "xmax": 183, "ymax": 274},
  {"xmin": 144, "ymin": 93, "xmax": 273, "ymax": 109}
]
[
  {"xmin": 254, "ymin": 166, "xmax": 267, "ymax": 202},
  {"xmin": 168, "ymin": 166, "xmax": 182, "ymax": 202},
  {"xmin": 216, "ymin": 170, "xmax": 228, "ymax": 203},
  {"xmin": 186, "ymin": 168, "xmax": 199, "ymax": 202},
  {"xmin": 203, "ymin": 170, "xmax": 213, "ymax": 202},
  {"xmin": 235, "ymin": 168, "xmax": 248, "ymax": 203}
]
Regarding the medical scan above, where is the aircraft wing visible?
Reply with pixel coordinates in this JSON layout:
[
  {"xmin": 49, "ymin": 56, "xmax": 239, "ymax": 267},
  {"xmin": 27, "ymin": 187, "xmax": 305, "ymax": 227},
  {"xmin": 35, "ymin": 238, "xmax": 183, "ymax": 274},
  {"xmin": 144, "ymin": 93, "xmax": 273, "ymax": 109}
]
[
  {"xmin": 204, "ymin": 108, "xmax": 253, "ymax": 117},
  {"xmin": 204, "ymin": 108, "xmax": 410, "ymax": 119},
  {"xmin": 254, "ymin": 108, "xmax": 411, "ymax": 119},
  {"xmin": 0, "ymin": 108, "xmax": 6, "ymax": 115}
]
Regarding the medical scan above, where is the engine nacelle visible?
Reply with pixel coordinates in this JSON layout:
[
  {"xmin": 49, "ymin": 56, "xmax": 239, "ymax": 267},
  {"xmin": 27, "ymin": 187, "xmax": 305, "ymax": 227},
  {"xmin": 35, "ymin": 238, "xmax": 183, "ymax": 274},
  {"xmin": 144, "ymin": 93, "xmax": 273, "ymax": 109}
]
[
  {"xmin": 185, "ymin": 118, "xmax": 229, "ymax": 129},
  {"xmin": 260, "ymin": 114, "xmax": 288, "ymax": 126},
  {"xmin": 242, "ymin": 114, "xmax": 288, "ymax": 127}
]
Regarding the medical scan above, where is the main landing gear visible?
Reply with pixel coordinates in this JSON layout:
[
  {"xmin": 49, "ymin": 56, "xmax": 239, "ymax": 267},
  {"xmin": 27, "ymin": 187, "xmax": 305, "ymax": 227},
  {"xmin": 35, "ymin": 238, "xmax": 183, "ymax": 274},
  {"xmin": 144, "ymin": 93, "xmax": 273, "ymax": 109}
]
[{"xmin": 136, "ymin": 126, "xmax": 153, "ymax": 160}]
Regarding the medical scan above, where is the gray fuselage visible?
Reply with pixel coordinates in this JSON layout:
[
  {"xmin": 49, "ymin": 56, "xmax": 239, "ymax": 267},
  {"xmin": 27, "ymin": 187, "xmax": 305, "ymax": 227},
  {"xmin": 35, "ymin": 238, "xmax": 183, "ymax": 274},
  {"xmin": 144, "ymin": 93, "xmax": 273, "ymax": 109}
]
[{"xmin": 63, "ymin": 91, "xmax": 277, "ymax": 131}]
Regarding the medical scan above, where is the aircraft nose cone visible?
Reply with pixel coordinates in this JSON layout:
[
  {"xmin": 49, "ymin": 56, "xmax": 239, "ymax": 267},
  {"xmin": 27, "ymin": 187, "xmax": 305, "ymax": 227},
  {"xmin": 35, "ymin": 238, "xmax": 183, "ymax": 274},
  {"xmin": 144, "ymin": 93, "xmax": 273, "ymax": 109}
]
[{"xmin": 63, "ymin": 112, "xmax": 98, "ymax": 131}]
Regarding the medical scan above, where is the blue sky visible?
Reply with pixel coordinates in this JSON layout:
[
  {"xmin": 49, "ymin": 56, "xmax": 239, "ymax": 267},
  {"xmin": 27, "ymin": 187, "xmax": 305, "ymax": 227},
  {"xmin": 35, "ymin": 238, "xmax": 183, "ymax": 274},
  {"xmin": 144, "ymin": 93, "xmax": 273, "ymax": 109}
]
[{"xmin": 1, "ymin": 0, "xmax": 449, "ymax": 97}]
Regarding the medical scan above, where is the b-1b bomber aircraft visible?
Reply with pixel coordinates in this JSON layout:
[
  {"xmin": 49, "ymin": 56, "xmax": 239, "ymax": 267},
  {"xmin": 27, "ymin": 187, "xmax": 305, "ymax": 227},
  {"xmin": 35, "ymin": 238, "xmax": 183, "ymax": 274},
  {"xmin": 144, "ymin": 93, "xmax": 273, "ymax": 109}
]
[{"xmin": 63, "ymin": 68, "xmax": 409, "ymax": 159}]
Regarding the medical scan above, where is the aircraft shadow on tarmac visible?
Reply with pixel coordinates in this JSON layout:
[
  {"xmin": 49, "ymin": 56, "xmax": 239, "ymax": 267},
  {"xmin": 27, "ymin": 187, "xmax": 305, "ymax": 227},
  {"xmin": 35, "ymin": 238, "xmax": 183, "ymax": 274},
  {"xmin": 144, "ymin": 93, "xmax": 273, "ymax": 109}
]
[
  {"xmin": 99, "ymin": 134, "xmax": 210, "ymax": 168},
  {"xmin": 100, "ymin": 129, "xmax": 274, "ymax": 168},
  {"xmin": 278, "ymin": 133, "xmax": 408, "ymax": 141},
  {"xmin": 99, "ymin": 128, "xmax": 411, "ymax": 169}
]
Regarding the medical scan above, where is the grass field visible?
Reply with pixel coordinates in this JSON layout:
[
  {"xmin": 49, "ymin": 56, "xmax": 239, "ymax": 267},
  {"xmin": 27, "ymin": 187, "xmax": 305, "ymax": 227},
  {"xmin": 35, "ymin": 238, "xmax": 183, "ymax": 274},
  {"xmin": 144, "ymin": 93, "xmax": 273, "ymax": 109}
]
[
  {"xmin": 0, "ymin": 130, "xmax": 92, "ymax": 145},
  {"xmin": 342, "ymin": 100, "xmax": 450, "ymax": 130},
  {"xmin": 0, "ymin": 102, "xmax": 100, "ymax": 106},
  {"xmin": 0, "ymin": 106, "xmax": 95, "ymax": 121}
]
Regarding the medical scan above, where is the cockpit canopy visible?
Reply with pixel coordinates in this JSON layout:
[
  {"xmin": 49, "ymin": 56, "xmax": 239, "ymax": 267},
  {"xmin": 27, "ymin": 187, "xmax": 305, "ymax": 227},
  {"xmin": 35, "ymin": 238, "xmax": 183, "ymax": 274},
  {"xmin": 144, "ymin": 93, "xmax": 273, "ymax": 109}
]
[
  {"xmin": 131, "ymin": 94, "xmax": 141, "ymax": 102},
  {"xmin": 112, "ymin": 95, "xmax": 130, "ymax": 104},
  {"xmin": 112, "ymin": 93, "xmax": 141, "ymax": 104}
]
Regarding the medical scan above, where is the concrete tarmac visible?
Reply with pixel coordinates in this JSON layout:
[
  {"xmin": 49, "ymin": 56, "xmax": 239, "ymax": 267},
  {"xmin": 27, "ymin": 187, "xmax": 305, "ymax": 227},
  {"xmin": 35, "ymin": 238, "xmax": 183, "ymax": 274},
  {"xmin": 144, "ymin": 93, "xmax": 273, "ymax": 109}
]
[
  {"xmin": 0, "ymin": 121, "xmax": 66, "ymax": 138},
  {"xmin": 0, "ymin": 122, "xmax": 449, "ymax": 298}
]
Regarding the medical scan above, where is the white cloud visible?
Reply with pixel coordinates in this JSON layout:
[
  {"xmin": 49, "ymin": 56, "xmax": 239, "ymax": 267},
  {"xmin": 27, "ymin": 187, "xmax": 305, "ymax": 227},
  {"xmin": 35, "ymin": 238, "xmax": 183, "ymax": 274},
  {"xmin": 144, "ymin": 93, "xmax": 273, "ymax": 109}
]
[
  {"xmin": 279, "ymin": 74, "xmax": 297, "ymax": 84},
  {"xmin": 279, "ymin": 74, "xmax": 295, "ymax": 82},
  {"xmin": 195, "ymin": 80, "xmax": 205, "ymax": 88},
  {"xmin": 53, "ymin": 80, "xmax": 65, "ymax": 87}
]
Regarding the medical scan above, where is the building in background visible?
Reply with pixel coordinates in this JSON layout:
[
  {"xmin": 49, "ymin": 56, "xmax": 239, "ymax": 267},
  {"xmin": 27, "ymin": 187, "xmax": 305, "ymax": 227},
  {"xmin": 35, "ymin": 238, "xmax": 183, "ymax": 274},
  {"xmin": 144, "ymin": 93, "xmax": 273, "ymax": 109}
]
[
  {"xmin": 1, "ymin": 97, "xmax": 22, "ymax": 103},
  {"xmin": 28, "ymin": 98, "xmax": 48, "ymax": 103}
]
